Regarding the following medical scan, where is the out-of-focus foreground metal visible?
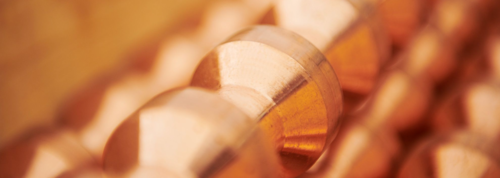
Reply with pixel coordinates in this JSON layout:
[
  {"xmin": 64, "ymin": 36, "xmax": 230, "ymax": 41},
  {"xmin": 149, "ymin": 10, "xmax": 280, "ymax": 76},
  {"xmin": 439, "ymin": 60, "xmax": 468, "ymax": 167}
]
[{"xmin": 0, "ymin": 0, "xmax": 500, "ymax": 177}]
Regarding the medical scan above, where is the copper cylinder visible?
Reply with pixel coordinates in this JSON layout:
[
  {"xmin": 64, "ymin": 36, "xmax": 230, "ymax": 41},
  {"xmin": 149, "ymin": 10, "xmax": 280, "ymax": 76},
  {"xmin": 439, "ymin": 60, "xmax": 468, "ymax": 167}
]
[
  {"xmin": 58, "ymin": 0, "xmax": 272, "ymax": 161},
  {"xmin": 397, "ymin": 131, "xmax": 500, "ymax": 178},
  {"xmin": 0, "ymin": 129, "xmax": 100, "ymax": 178},
  {"xmin": 391, "ymin": 0, "xmax": 498, "ymax": 85},
  {"xmin": 274, "ymin": 0, "xmax": 389, "ymax": 112},
  {"xmin": 396, "ymin": 26, "xmax": 456, "ymax": 83},
  {"xmin": 299, "ymin": 115, "xmax": 401, "ymax": 178},
  {"xmin": 379, "ymin": 0, "xmax": 426, "ymax": 48},
  {"xmin": 103, "ymin": 88, "xmax": 280, "ymax": 178},
  {"xmin": 190, "ymin": 26, "xmax": 343, "ymax": 177},
  {"xmin": 363, "ymin": 69, "xmax": 432, "ymax": 131},
  {"xmin": 431, "ymin": 80, "xmax": 500, "ymax": 138},
  {"xmin": 486, "ymin": 27, "xmax": 500, "ymax": 80},
  {"xmin": 429, "ymin": 0, "xmax": 497, "ymax": 45}
]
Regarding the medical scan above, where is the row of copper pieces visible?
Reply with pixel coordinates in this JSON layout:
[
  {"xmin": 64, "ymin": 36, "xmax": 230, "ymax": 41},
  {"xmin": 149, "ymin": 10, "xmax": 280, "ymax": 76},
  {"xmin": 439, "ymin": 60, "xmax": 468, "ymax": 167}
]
[{"xmin": 1, "ymin": 0, "xmax": 500, "ymax": 177}]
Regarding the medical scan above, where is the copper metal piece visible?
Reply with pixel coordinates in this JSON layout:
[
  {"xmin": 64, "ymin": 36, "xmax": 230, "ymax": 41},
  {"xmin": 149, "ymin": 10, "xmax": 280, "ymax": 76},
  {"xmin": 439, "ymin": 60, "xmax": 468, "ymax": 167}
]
[
  {"xmin": 486, "ymin": 27, "xmax": 500, "ymax": 80},
  {"xmin": 274, "ymin": 0, "xmax": 389, "ymax": 112},
  {"xmin": 59, "ymin": 0, "xmax": 273, "ymax": 161},
  {"xmin": 0, "ymin": 130, "xmax": 99, "ymax": 178},
  {"xmin": 103, "ymin": 88, "xmax": 280, "ymax": 178},
  {"xmin": 362, "ymin": 69, "xmax": 432, "ymax": 131},
  {"xmin": 300, "ymin": 116, "xmax": 400, "ymax": 178},
  {"xmin": 431, "ymin": 80, "xmax": 500, "ymax": 138},
  {"xmin": 190, "ymin": 26, "xmax": 343, "ymax": 177},
  {"xmin": 391, "ymin": 0, "xmax": 498, "ymax": 84},
  {"xmin": 379, "ymin": 0, "xmax": 425, "ymax": 48},
  {"xmin": 396, "ymin": 26, "xmax": 456, "ymax": 83},
  {"xmin": 430, "ymin": 0, "xmax": 496, "ymax": 45},
  {"xmin": 397, "ymin": 131, "xmax": 500, "ymax": 178}
]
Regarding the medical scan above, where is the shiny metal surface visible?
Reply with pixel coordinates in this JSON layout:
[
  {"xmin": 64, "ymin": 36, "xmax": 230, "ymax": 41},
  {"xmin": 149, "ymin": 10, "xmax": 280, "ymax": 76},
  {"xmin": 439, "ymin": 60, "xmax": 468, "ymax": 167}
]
[
  {"xmin": 274, "ymin": 0, "xmax": 389, "ymax": 113},
  {"xmin": 191, "ymin": 25, "xmax": 343, "ymax": 177},
  {"xmin": 103, "ymin": 88, "xmax": 279, "ymax": 177},
  {"xmin": 0, "ymin": 130, "xmax": 100, "ymax": 178},
  {"xmin": 431, "ymin": 80, "xmax": 500, "ymax": 138},
  {"xmin": 300, "ymin": 116, "xmax": 400, "ymax": 178}
]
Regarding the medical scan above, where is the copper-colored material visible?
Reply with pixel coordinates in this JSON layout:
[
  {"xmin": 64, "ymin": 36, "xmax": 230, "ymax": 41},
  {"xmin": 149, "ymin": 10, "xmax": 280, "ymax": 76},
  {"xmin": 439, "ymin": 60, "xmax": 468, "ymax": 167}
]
[
  {"xmin": 0, "ymin": 130, "xmax": 99, "ymax": 178},
  {"xmin": 363, "ymin": 69, "xmax": 432, "ymax": 131},
  {"xmin": 379, "ymin": 0, "xmax": 425, "ymax": 48},
  {"xmin": 103, "ymin": 88, "xmax": 280, "ymax": 177},
  {"xmin": 0, "ymin": 0, "xmax": 207, "ymax": 148},
  {"xmin": 274, "ymin": 0, "xmax": 389, "ymax": 112},
  {"xmin": 191, "ymin": 26, "xmax": 343, "ymax": 177},
  {"xmin": 430, "ymin": 0, "xmax": 495, "ymax": 45},
  {"xmin": 486, "ymin": 28, "xmax": 500, "ymax": 80},
  {"xmin": 397, "ymin": 131, "xmax": 500, "ymax": 178},
  {"xmin": 393, "ymin": 0, "xmax": 498, "ymax": 84},
  {"xmin": 300, "ymin": 117, "xmax": 400, "ymax": 178},
  {"xmin": 431, "ymin": 80, "xmax": 500, "ymax": 137},
  {"xmin": 397, "ymin": 27, "xmax": 456, "ymax": 83},
  {"xmin": 59, "ymin": 0, "xmax": 274, "ymax": 160}
]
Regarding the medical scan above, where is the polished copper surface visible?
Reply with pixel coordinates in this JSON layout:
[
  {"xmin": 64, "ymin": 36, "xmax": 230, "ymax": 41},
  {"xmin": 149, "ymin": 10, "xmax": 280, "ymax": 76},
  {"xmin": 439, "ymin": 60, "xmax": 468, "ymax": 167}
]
[
  {"xmin": 0, "ymin": 130, "xmax": 100, "ymax": 178},
  {"xmin": 379, "ymin": 0, "xmax": 425, "ymax": 48},
  {"xmin": 397, "ymin": 131, "xmax": 500, "ymax": 178},
  {"xmin": 191, "ymin": 25, "xmax": 343, "ymax": 177},
  {"xmin": 2, "ymin": 0, "xmax": 500, "ymax": 177},
  {"xmin": 103, "ymin": 88, "xmax": 279, "ymax": 177},
  {"xmin": 274, "ymin": 0, "xmax": 389, "ymax": 112},
  {"xmin": 58, "ymin": 0, "xmax": 274, "ymax": 161},
  {"xmin": 363, "ymin": 69, "xmax": 432, "ymax": 131},
  {"xmin": 397, "ymin": 27, "xmax": 456, "ymax": 83},
  {"xmin": 431, "ymin": 80, "xmax": 500, "ymax": 137},
  {"xmin": 486, "ymin": 27, "xmax": 500, "ymax": 80},
  {"xmin": 300, "ymin": 116, "xmax": 400, "ymax": 178}
]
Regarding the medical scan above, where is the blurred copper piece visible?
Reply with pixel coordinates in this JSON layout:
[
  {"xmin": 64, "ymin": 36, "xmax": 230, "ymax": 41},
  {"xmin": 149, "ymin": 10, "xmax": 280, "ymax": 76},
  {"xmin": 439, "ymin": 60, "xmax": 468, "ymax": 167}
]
[
  {"xmin": 0, "ymin": 129, "xmax": 99, "ymax": 178},
  {"xmin": 486, "ymin": 28, "xmax": 500, "ymax": 80},
  {"xmin": 397, "ymin": 131, "xmax": 500, "ymax": 178},
  {"xmin": 398, "ymin": 26, "xmax": 456, "ymax": 83},
  {"xmin": 58, "ymin": 165, "xmax": 104, "ymax": 178},
  {"xmin": 274, "ymin": 0, "xmax": 389, "ymax": 112},
  {"xmin": 379, "ymin": 0, "xmax": 425, "ymax": 48},
  {"xmin": 103, "ymin": 88, "xmax": 280, "ymax": 178},
  {"xmin": 431, "ymin": 80, "xmax": 500, "ymax": 138},
  {"xmin": 300, "ymin": 117, "xmax": 400, "ymax": 178},
  {"xmin": 464, "ymin": 82, "xmax": 500, "ymax": 137},
  {"xmin": 430, "ymin": 0, "xmax": 496, "ymax": 44},
  {"xmin": 60, "ymin": 0, "xmax": 273, "ymax": 160},
  {"xmin": 364, "ymin": 70, "xmax": 432, "ymax": 131},
  {"xmin": 191, "ymin": 26, "xmax": 343, "ymax": 177},
  {"xmin": 196, "ymin": 0, "xmax": 273, "ymax": 48},
  {"xmin": 60, "ymin": 33, "xmax": 206, "ymax": 161}
]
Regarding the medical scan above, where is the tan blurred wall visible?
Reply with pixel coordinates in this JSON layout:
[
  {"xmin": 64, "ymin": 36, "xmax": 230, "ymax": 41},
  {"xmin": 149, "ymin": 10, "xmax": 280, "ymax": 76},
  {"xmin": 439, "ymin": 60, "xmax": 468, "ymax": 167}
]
[{"xmin": 0, "ymin": 0, "xmax": 204, "ymax": 148}]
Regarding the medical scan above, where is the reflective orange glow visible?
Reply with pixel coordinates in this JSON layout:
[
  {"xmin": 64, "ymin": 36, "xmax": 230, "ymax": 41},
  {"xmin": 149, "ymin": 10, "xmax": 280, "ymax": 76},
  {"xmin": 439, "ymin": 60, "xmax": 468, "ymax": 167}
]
[
  {"xmin": 397, "ymin": 132, "xmax": 500, "ymax": 178},
  {"xmin": 275, "ymin": 0, "xmax": 388, "ymax": 112},
  {"xmin": 301, "ymin": 118, "xmax": 400, "ymax": 178},
  {"xmin": 191, "ymin": 26, "xmax": 343, "ymax": 177},
  {"xmin": 379, "ymin": 0, "xmax": 424, "ymax": 47},
  {"xmin": 2, "ymin": 0, "xmax": 500, "ymax": 177},
  {"xmin": 0, "ymin": 130, "xmax": 99, "ymax": 178},
  {"xmin": 103, "ymin": 88, "xmax": 280, "ymax": 177}
]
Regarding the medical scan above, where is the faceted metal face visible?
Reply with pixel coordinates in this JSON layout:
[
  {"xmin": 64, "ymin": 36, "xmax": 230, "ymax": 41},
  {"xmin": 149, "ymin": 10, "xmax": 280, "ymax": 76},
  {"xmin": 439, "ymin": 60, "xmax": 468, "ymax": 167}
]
[
  {"xmin": 274, "ymin": 0, "xmax": 389, "ymax": 113},
  {"xmin": 191, "ymin": 26, "xmax": 343, "ymax": 177},
  {"xmin": 103, "ymin": 88, "xmax": 279, "ymax": 178}
]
